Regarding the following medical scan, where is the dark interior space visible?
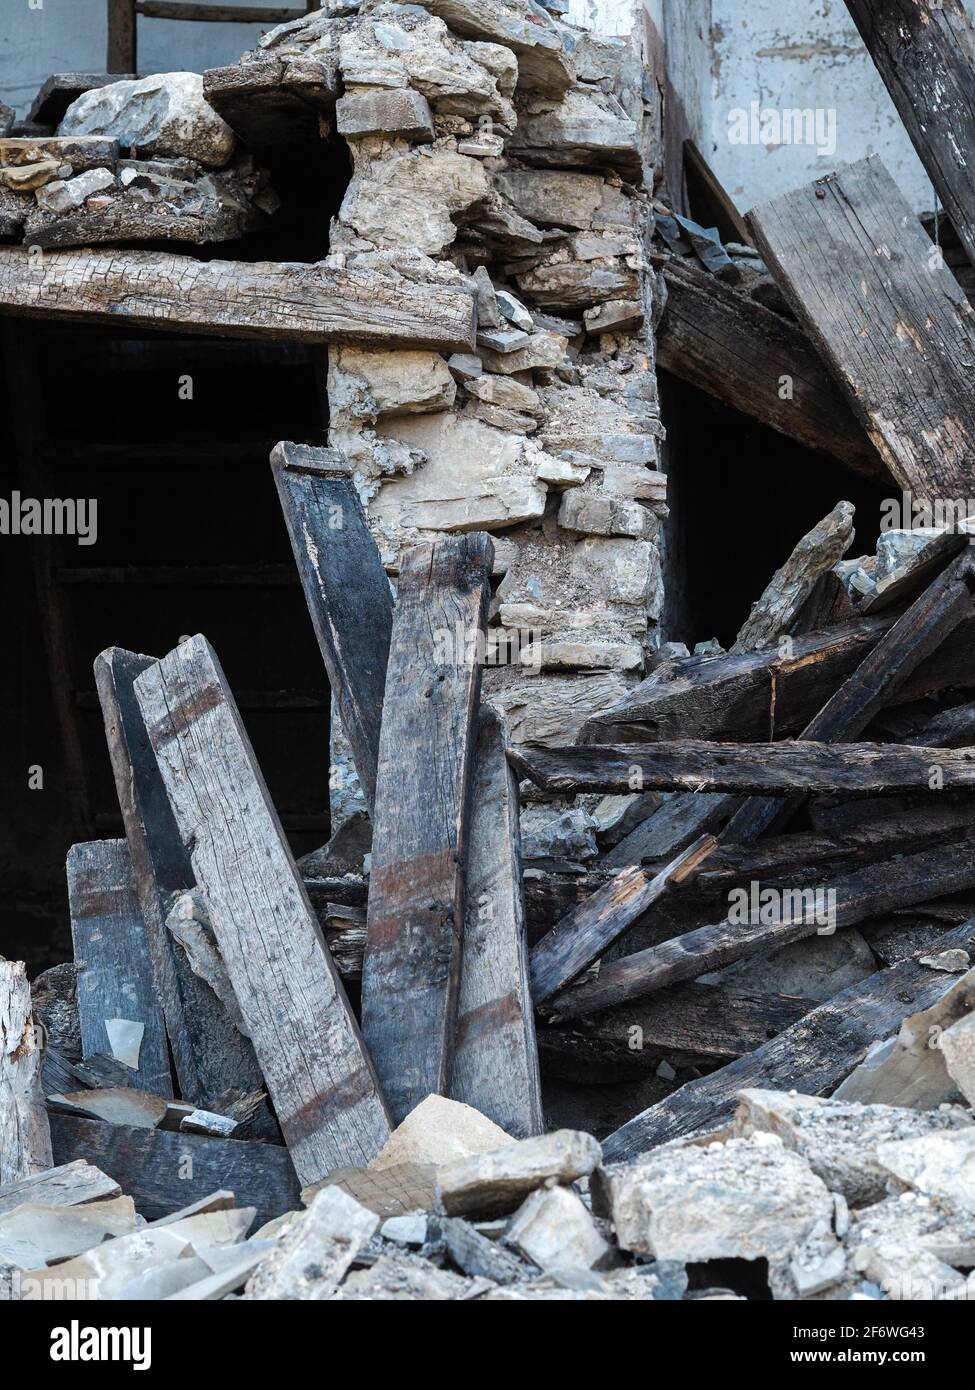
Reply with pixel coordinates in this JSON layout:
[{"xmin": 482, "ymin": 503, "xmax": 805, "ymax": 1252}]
[
  {"xmin": 2, "ymin": 320, "xmax": 337, "ymax": 977},
  {"xmin": 659, "ymin": 370, "xmax": 892, "ymax": 650}
]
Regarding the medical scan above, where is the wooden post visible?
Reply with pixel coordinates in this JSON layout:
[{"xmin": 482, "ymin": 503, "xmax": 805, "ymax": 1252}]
[
  {"xmin": 270, "ymin": 444, "xmax": 393, "ymax": 816},
  {"xmin": 0, "ymin": 962, "xmax": 52, "ymax": 1187},
  {"xmin": 135, "ymin": 635, "xmax": 391, "ymax": 1183},
  {"xmin": 107, "ymin": 0, "xmax": 137, "ymax": 74},
  {"xmin": 67, "ymin": 840, "xmax": 173, "ymax": 1098},
  {"xmin": 361, "ymin": 534, "xmax": 493, "ymax": 1124}
]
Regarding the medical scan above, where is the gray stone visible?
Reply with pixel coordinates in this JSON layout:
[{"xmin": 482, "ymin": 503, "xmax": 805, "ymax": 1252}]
[
  {"xmin": 331, "ymin": 345, "xmax": 456, "ymax": 418},
  {"xmin": 165, "ymin": 888, "xmax": 248, "ymax": 1036},
  {"xmin": 438, "ymin": 1129, "xmax": 602, "ymax": 1217},
  {"xmin": 472, "ymin": 264, "xmax": 501, "ymax": 327},
  {"xmin": 584, "ymin": 298, "xmax": 644, "ymax": 335},
  {"xmin": 447, "ymin": 352, "xmax": 483, "ymax": 382},
  {"xmin": 380, "ymin": 1212, "xmax": 429, "ymax": 1246},
  {"xmin": 441, "ymin": 1216, "xmax": 529, "ymax": 1284},
  {"xmin": 465, "ymin": 373, "xmax": 540, "ymax": 413},
  {"xmin": 496, "ymin": 289, "xmax": 534, "ymax": 333},
  {"xmin": 60, "ymin": 73, "xmax": 236, "ymax": 168},
  {"xmin": 244, "ymin": 1187, "xmax": 379, "ymax": 1299},
  {"xmin": 477, "ymin": 325, "xmax": 531, "ymax": 354},
  {"xmin": 558, "ymin": 491, "xmax": 653, "ymax": 540},
  {"xmin": 332, "ymin": 1250, "xmax": 480, "ymax": 1299},
  {"xmin": 877, "ymin": 1129, "xmax": 975, "ymax": 1213},
  {"xmin": 495, "ymin": 169, "xmax": 603, "ymax": 230},
  {"xmin": 511, "ymin": 86, "xmax": 642, "ymax": 181},
  {"xmin": 34, "ymin": 168, "xmax": 117, "ymax": 215},
  {"xmin": 0, "ymin": 1197, "xmax": 136, "ymax": 1269},
  {"xmin": 412, "ymin": 0, "xmax": 575, "ymax": 96},
  {"xmin": 521, "ymin": 805, "xmax": 599, "ymax": 862},
  {"xmin": 336, "ymin": 87, "xmax": 434, "ymax": 142},
  {"xmin": 505, "ymin": 1185, "xmax": 609, "ymax": 1272},
  {"xmin": 941, "ymin": 1010, "xmax": 975, "ymax": 1107}
]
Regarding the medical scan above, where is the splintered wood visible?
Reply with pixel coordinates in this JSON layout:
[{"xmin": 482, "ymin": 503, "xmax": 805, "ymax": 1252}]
[
  {"xmin": 361, "ymin": 534, "xmax": 493, "ymax": 1125},
  {"xmin": 134, "ymin": 634, "xmax": 391, "ymax": 1184},
  {"xmin": 0, "ymin": 962, "xmax": 52, "ymax": 1186}
]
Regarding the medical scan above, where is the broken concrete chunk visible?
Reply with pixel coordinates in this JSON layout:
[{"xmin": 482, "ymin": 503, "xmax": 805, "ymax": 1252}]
[
  {"xmin": 505, "ymin": 1184, "xmax": 609, "ymax": 1272},
  {"xmin": 369, "ymin": 1094, "xmax": 512, "ymax": 1172},
  {"xmin": 60, "ymin": 73, "xmax": 236, "ymax": 168},
  {"xmin": 336, "ymin": 87, "xmax": 434, "ymax": 142},
  {"xmin": 597, "ymin": 1133, "xmax": 834, "ymax": 1262},
  {"xmin": 437, "ymin": 1129, "xmax": 602, "ymax": 1217},
  {"xmin": 244, "ymin": 1187, "xmax": 379, "ymax": 1300}
]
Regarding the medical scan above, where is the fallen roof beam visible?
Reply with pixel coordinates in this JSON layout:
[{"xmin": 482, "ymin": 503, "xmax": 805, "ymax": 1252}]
[
  {"xmin": 0, "ymin": 962, "xmax": 52, "ymax": 1186},
  {"xmin": 749, "ymin": 155, "xmax": 975, "ymax": 501},
  {"xmin": 0, "ymin": 247, "xmax": 476, "ymax": 353}
]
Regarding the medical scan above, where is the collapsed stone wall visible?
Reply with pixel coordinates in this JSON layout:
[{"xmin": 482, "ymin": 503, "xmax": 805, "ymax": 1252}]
[{"xmin": 245, "ymin": 0, "xmax": 664, "ymax": 822}]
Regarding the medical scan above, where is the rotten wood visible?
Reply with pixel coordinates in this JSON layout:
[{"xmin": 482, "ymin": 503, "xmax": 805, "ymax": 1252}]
[
  {"xmin": 749, "ymin": 155, "xmax": 975, "ymax": 500},
  {"xmin": 601, "ymin": 916, "xmax": 975, "ymax": 1159},
  {"xmin": 135, "ymin": 635, "xmax": 391, "ymax": 1184},
  {"xmin": 0, "ymin": 962, "xmax": 52, "ymax": 1186},
  {"xmin": 450, "ymin": 705, "xmax": 543, "ymax": 1139},
  {"xmin": 361, "ymin": 534, "xmax": 493, "ymax": 1124},
  {"xmin": 67, "ymin": 840, "xmax": 172, "ymax": 1098},
  {"xmin": 271, "ymin": 442, "xmax": 392, "ymax": 816}
]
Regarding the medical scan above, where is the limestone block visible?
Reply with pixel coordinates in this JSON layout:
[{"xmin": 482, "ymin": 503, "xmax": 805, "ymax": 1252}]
[
  {"xmin": 511, "ymin": 86, "xmax": 642, "ymax": 181},
  {"xmin": 370, "ymin": 1095, "xmax": 512, "ymax": 1172},
  {"xmin": 465, "ymin": 373, "xmax": 540, "ymax": 413},
  {"xmin": 877, "ymin": 1129, "xmax": 975, "ymax": 1213},
  {"xmin": 558, "ymin": 491, "xmax": 653, "ymax": 540},
  {"xmin": 244, "ymin": 1187, "xmax": 379, "ymax": 1299},
  {"xmin": 505, "ymin": 1186, "xmax": 609, "ymax": 1272},
  {"xmin": 336, "ymin": 87, "xmax": 434, "ymax": 142},
  {"xmin": 495, "ymin": 169, "xmax": 604, "ymax": 230},
  {"xmin": 570, "ymin": 537, "xmax": 658, "ymax": 608},
  {"xmin": 60, "ymin": 73, "xmax": 236, "ymax": 168},
  {"xmin": 483, "ymin": 669, "xmax": 631, "ymax": 746},
  {"xmin": 942, "ymin": 1011, "xmax": 975, "ymax": 1107},
  {"xmin": 34, "ymin": 168, "xmax": 116, "ymax": 214},
  {"xmin": 438, "ymin": 1129, "xmax": 602, "ymax": 1217},
  {"xmin": 412, "ymin": 0, "xmax": 575, "ymax": 96},
  {"xmin": 332, "ymin": 346, "xmax": 456, "ymax": 418},
  {"xmin": 340, "ymin": 141, "xmax": 489, "ymax": 255}
]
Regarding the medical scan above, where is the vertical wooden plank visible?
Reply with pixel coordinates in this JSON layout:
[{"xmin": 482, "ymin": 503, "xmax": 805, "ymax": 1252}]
[
  {"xmin": 67, "ymin": 839, "xmax": 172, "ymax": 1098},
  {"xmin": 845, "ymin": 0, "xmax": 975, "ymax": 269},
  {"xmin": 134, "ymin": 635, "xmax": 391, "ymax": 1183},
  {"xmin": 270, "ymin": 442, "xmax": 393, "ymax": 815},
  {"xmin": 361, "ymin": 533, "xmax": 494, "ymax": 1125},
  {"xmin": 0, "ymin": 962, "xmax": 52, "ymax": 1186},
  {"xmin": 450, "ymin": 705, "xmax": 543, "ymax": 1139},
  {"xmin": 107, "ymin": 0, "xmax": 137, "ymax": 74},
  {"xmin": 749, "ymin": 155, "xmax": 975, "ymax": 501},
  {"xmin": 95, "ymin": 647, "xmax": 264, "ymax": 1105}
]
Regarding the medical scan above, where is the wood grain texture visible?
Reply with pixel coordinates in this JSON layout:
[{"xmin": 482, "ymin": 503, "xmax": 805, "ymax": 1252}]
[
  {"xmin": 845, "ymin": 0, "xmax": 975, "ymax": 270},
  {"xmin": 749, "ymin": 155, "xmax": 975, "ymax": 500},
  {"xmin": 362, "ymin": 533, "xmax": 493, "ymax": 1124},
  {"xmin": 0, "ymin": 1160, "xmax": 120, "ymax": 1218},
  {"xmin": 0, "ymin": 247, "xmax": 476, "ymax": 353},
  {"xmin": 450, "ymin": 705, "xmax": 543, "ymax": 1139},
  {"xmin": 49, "ymin": 1113, "xmax": 300, "ymax": 1229},
  {"xmin": 602, "ymin": 916, "xmax": 975, "ymax": 1159},
  {"xmin": 547, "ymin": 837, "xmax": 975, "ymax": 1023},
  {"xmin": 656, "ymin": 255, "xmax": 884, "ymax": 479},
  {"xmin": 512, "ymin": 740, "xmax": 975, "ymax": 798},
  {"xmin": 0, "ymin": 962, "xmax": 52, "ymax": 1186},
  {"xmin": 271, "ymin": 443, "xmax": 393, "ymax": 816},
  {"xmin": 135, "ymin": 635, "xmax": 391, "ymax": 1184},
  {"xmin": 95, "ymin": 647, "xmax": 264, "ymax": 1106},
  {"xmin": 529, "ymin": 835, "xmax": 717, "ymax": 1003},
  {"xmin": 67, "ymin": 840, "xmax": 172, "ymax": 1098},
  {"xmin": 602, "ymin": 792, "xmax": 738, "ymax": 868}
]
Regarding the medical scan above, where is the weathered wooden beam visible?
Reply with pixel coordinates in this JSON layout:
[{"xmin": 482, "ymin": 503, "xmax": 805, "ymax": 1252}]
[
  {"xmin": 656, "ymin": 254, "xmax": 885, "ymax": 479},
  {"xmin": 135, "ymin": 635, "xmax": 391, "ymax": 1184},
  {"xmin": 67, "ymin": 840, "xmax": 172, "ymax": 1098},
  {"xmin": 136, "ymin": 3, "xmax": 304, "ymax": 19},
  {"xmin": 271, "ymin": 443, "xmax": 393, "ymax": 816},
  {"xmin": 602, "ymin": 915, "xmax": 975, "ymax": 1159},
  {"xmin": 0, "ymin": 962, "xmax": 52, "ymax": 1186},
  {"xmin": 546, "ymin": 838, "xmax": 975, "ymax": 1023},
  {"xmin": 95, "ymin": 647, "xmax": 264, "ymax": 1105},
  {"xmin": 0, "ymin": 248, "xmax": 476, "ymax": 353},
  {"xmin": 512, "ymin": 740, "xmax": 975, "ymax": 798},
  {"xmin": 602, "ymin": 792, "xmax": 737, "ymax": 868},
  {"xmin": 107, "ymin": 0, "xmax": 137, "ymax": 74},
  {"xmin": 749, "ymin": 156, "xmax": 975, "ymax": 500},
  {"xmin": 450, "ymin": 706, "xmax": 543, "ymax": 1139},
  {"xmin": 49, "ymin": 1114, "xmax": 300, "ymax": 1229},
  {"xmin": 362, "ymin": 535, "xmax": 493, "ymax": 1124},
  {"xmin": 845, "ymin": 0, "xmax": 975, "ymax": 270},
  {"xmin": 0, "ymin": 1160, "xmax": 120, "ymax": 1219},
  {"xmin": 529, "ymin": 835, "xmax": 717, "ymax": 1004},
  {"xmin": 860, "ymin": 530, "xmax": 971, "ymax": 615}
]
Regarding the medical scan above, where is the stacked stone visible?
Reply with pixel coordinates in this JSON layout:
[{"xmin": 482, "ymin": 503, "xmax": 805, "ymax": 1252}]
[{"xmin": 252, "ymin": 0, "xmax": 664, "ymax": 775}]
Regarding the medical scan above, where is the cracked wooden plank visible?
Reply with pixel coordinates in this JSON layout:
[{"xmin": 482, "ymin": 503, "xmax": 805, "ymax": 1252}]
[
  {"xmin": 95, "ymin": 646, "xmax": 265, "ymax": 1106},
  {"xmin": 0, "ymin": 247, "xmax": 476, "ymax": 353},
  {"xmin": 0, "ymin": 962, "xmax": 52, "ymax": 1186},
  {"xmin": 67, "ymin": 840, "xmax": 172, "ymax": 1098},
  {"xmin": 361, "ymin": 534, "xmax": 493, "ymax": 1125},
  {"xmin": 271, "ymin": 443, "xmax": 393, "ymax": 817},
  {"xmin": 134, "ymin": 635, "xmax": 391, "ymax": 1184},
  {"xmin": 749, "ymin": 155, "xmax": 975, "ymax": 500}
]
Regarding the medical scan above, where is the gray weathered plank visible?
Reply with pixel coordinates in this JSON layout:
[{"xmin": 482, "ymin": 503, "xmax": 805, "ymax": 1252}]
[
  {"xmin": 0, "ymin": 1160, "xmax": 120, "ymax": 1218},
  {"xmin": 749, "ymin": 155, "xmax": 975, "ymax": 500},
  {"xmin": 134, "ymin": 635, "xmax": 391, "ymax": 1184},
  {"xmin": 95, "ymin": 647, "xmax": 264, "ymax": 1105},
  {"xmin": 0, "ymin": 247, "xmax": 476, "ymax": 353},
  {"xmin": 450, "ymin": 705, "xmax": 543, "ymax": 1139},
  {"xmin": 271, "ymin": 442, "xmax": 393, "ymax": 816},
  {"xmin": 67, "ymin": 840, "xmax": 172, "ymax": 1098},
  {"xmin": 0, "ymin": 962, "xmax": 52, "ymax": 1186},
  {"xmin": 361, "ymin": 534, "xmax": 494, "ymax": 1125}
]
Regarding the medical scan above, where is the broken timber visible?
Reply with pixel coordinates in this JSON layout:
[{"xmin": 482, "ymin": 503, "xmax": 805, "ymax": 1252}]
[
  {"xmin": 134, "ymin": 634, "xmax": 391, "ymax": 1184},
  {"xmin": 512, "ymin": 740, "xmax": 975, "ymax": 798},
  {"xmin": 67, "ymin": 840, "xmax": 172, "ymax": 1098},
  {"xmin": 845, "ymin": 0, "xmax": 975, "ymax": 271},
  {"xmin": 546, "ymin": 837, "xmax": 975, "ymax": 1023},
  {"xmin": 451, "ymin": 705, "xmax": 543, "ymax": 1139},
  {"xmin": 271, "ymin": 443, "xmax": 393, "ymax": 816},
  {"xmin": 0, "ymin": 1160, "xmax": 120, "ymax": 1218},
  {"xmin": 601, "ymin": 916, "xmax": 975, "ymax": 1159},
  {"xmin": 0, "ymin": 962, "xmax": 52, "ymax": 1186},
  {"xmin": 95, "ymin": 647, "xmax": 264, "ymax": 1105},
  {"xmin": 0, "ymin": 247, "xmax": 476, "ymax": 353},
  {"xmin": 361, "ymin": 533, "xmax": 493, "ymax": 1126},
  {"xmin": 749, "ymin": 155, "xmax": 975, "ymax": 500}
]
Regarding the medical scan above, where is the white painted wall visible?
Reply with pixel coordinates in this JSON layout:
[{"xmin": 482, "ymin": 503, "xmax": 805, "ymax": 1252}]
[{"xmin": 1, "ymin": 0, "xmax": 281, "ymax": 117}]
